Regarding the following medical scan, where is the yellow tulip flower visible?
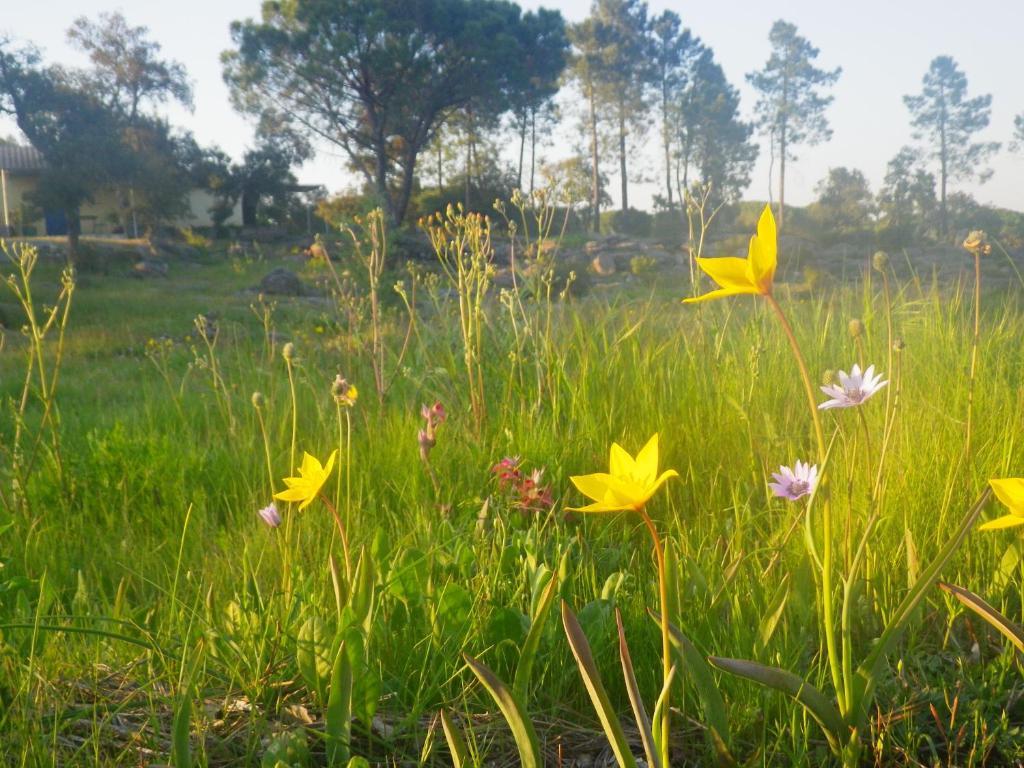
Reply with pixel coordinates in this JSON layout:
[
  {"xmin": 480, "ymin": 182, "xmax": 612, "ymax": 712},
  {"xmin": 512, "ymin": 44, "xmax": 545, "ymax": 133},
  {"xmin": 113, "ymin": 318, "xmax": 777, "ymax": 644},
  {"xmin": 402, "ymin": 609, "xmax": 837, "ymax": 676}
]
[
  {"xmin": 569, "ymin": 434, "xmax": 678, "ymax": 513},
  {"xmin": 684, "ymin": 204, "xmax": 777, "ymax": 303},
  {"xmin": 274, "ymin": 450, "xmax": 337, "ymax": 510},
  {"xmin": 978, "ymin": 478, "xmax": 1024, "ymax": 531}
]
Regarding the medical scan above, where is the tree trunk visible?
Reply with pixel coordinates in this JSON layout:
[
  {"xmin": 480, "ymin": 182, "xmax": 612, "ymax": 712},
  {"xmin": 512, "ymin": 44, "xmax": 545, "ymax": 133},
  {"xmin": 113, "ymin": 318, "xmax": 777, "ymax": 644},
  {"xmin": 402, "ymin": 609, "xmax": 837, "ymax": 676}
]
[
  {"xmin": 66, "ymin": 207, "xmax": 81, "ymax": 264},
  {"xmin": 529, "ymin": 109, "xmax": 537, "ymax": 195},
  {"xmin": 393, "ymin": 153, "xmax": 419, "ymax": 232},
  {"xmin": 663, "ymin": 83, "xmax": 673, "ymax": 208},
  {"xmin": 619, "ymin": 100, "xmax": 628, "ymax": 212},
  {"xmin": 437, "ymin": 140, "xmax": 442, "ymax": 190},
  {"xmin": 588, "ymin": 81, "xmax": 600, "ymax": 232},
  {"xmin": 939, "ymin": 116, "xmax": 948, "ymax": 236},
  {"xmin": 778, "ymin": 121, "xmax": 787, "ymax": 231},
  {"xmin": 517, "ymin": 111, "xmax": 527, "ymax": 190}
]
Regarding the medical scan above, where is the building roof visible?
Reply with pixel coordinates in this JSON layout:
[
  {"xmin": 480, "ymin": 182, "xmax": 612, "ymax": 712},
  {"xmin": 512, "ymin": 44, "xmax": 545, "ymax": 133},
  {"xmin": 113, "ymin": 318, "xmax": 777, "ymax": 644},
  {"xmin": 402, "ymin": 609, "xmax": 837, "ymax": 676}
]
[{"xmin": 0, "ymin": 143, "xmax": 46, "ymax": 174}]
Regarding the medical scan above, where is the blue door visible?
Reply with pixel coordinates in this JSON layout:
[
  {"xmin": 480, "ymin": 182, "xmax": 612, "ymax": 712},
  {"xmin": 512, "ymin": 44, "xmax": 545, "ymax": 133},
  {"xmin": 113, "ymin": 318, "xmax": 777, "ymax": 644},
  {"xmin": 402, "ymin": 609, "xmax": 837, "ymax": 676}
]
[{"xmin": 44, "ymin": 210, "xmax": 68, "ymax": 236}]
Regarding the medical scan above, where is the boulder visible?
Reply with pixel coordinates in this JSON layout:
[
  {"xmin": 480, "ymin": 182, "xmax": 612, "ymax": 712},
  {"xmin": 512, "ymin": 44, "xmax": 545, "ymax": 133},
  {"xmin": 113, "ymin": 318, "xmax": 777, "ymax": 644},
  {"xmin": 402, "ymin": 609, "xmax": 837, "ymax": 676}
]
[
  {"xmin": 131, "ymin": 259, "xmax": 169, "ymax": 278},
  {"xmin": 590, "ymin": 252, "xmax": 616, "ymax": 276},
  {"xmin": 258, "ymin": 267, "xmax": 304, "ymax": 296}
]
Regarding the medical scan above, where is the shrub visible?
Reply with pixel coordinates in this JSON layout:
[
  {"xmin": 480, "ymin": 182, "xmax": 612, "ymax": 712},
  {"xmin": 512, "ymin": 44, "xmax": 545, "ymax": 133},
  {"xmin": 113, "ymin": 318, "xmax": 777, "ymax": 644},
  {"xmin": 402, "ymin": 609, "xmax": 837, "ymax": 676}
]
[
  {"xmin": 599, "ymin": 207, "xmax": 652, "ymax": 237},
  {"xmin": 651, "ymin": 210, "xmax": 685, "ymax": 243}
]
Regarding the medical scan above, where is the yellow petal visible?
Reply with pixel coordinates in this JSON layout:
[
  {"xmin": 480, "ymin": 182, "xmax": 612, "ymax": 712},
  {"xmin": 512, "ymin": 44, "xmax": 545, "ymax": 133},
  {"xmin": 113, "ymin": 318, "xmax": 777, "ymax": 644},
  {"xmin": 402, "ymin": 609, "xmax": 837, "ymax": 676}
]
[
  {"xmin": 566, "ymin": 500, "xmax": 632, "ymax": 513},
  {"xmin": 694, "ymin": 256, "xmax": 755, "ymax": 289},
  {"xmin": 751, "ymin": 205, "xmax": 777, "ymax": 290},
  {"xmin": 990, "ymin": 478, "xmax": 1024, "ymax": 515},
  {"xmin": 299, "ymin": 452, "xmax": 320, "ymax": 477},
  {"xmin": 649, "ymin": 469, "xmax": 679, "ymax": 496},
  {"xmin": 321, "ymin": 450, "xmax": 338, "ymax": 481},
  {"xmin": 274, "ymin": 487, "xmax": 310, "ymax": 502},
  {"xmin": 634, "ymin": 434, "xmax": 660, "ymax": 486},
  {"xmin": 977, "ymin": 514, "xmax": 1024, "ymax": 531},
  {"xmin": 570, "ymin": 472, "xmax": 614, "ymax": 503},
  {"xmin": 609, "ymin": 442, "xmax": 635, "ymax": 479},
  {"xmin": 683, "ymin": 285, "xmax": 758, "ymax": 304}
]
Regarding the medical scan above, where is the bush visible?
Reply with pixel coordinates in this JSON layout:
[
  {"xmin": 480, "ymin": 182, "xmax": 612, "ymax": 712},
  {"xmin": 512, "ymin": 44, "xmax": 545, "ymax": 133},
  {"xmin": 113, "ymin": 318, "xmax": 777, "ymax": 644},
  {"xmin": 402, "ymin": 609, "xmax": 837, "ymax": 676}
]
[
  {"xmin": 651, "ymin": 210, "xmax": 685, "ymax": 243},
  {"xmin": 600, "ymin": 208, "xmax": 652, "ymax": 238}
]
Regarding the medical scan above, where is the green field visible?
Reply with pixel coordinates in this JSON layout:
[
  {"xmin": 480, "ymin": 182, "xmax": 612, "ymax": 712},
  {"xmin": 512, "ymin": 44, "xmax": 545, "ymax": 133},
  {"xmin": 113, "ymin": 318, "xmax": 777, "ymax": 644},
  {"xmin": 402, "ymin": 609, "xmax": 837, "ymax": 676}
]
[{"xmin": 2, "ymin": 219, "xmax": 1023, "ymax": 767}]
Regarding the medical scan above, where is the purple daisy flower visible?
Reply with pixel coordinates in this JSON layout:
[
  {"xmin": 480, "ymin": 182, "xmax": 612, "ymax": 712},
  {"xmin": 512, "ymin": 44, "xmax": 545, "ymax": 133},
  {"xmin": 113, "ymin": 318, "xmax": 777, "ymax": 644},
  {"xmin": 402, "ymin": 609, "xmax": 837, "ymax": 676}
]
[
  {"xmin": 258, "ymin": 502, "xmax": 282, "ymax": 528},
  {"xmin": 819, "ymin": 364, "xmax": 887, "ymax": 410},
  {"xmin": 769, "ymin": 461, "xmax": 819, "ymax": 501}
]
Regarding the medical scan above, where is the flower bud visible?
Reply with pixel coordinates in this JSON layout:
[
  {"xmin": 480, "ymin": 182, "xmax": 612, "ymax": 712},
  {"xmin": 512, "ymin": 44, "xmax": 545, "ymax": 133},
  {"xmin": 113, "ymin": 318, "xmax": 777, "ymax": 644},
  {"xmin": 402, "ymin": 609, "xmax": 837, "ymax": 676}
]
[
  {"xmin": 282, "ymin": 342, "xmax": 296, "ymax": 362},
  {"xmin": 872, "ymin": 251, "xmax": 889, "ymax": 272},
  {"xmin": 893, "ymin": 337, "xmax": 906, "ymax": 352},
  {"xmin": 962, "ymin": 230, "xmax": 991, "ymax": 257},
  {"xmin": 251, "ymin": 391, "xmax": 265, "ymax": 409},
  {"xmin": 258, "ymin": 503, "xmax": 281, "ymax": 528},
  {"xmin": 848, "ymin": 319, "xmax": 865, "ymax": 338}
]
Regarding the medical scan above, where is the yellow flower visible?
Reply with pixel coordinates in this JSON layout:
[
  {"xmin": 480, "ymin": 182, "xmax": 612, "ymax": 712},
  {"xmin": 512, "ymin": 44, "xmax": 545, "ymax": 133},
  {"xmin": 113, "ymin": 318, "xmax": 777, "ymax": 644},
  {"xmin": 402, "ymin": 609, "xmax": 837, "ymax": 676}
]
[
  {"xmin": 978, "ymin": 478, "xmax": 1024, "ymax": 531},
  {"xmin": 273, "ymin": 450, "xmax": 337, "ymax": 510},
  {"xmin": 569, "ymin": 434, "xmax": 678, "ymax": 513},
  {"xmin": 684, "ymin": 205, "xmax": 777, "ymax": 303}
]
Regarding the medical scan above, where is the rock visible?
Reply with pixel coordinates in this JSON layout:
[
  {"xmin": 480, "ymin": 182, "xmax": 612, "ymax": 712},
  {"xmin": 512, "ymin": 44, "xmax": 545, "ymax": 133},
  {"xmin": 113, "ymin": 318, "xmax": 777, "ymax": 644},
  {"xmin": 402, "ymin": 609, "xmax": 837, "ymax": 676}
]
[
  {"xmin": 258, "ymin": 267, "xmax": 304, "ymax": 296},
  {"xmin": 131, "ymin": 259, "xmax": 169, "ymax": 278},
  {"xmin": 590, "ymin": 252, "xmax": 616, "ymax": 276}
]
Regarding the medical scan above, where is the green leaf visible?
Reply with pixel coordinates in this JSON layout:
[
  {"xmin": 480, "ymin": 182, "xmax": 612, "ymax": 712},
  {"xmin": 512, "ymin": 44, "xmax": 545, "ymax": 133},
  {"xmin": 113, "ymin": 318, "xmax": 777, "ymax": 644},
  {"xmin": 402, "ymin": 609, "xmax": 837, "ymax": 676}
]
[
  {"xmin": 616, "ymin": 608, "xmax": 661, "ymax": 768},
  {"xmin": 513, "ymin": 571, "xmax": 559, "ymax": 700},
  {"xmin": 754, "ymin": 574, "xmax": 790, "ymax": 655},
  {"xmin": 326, "ymin": 640, "xmax": 353, "ymax": 766},
  {"xmin": 171, "ymin": 688, "xmax": 192, "ymax": 768},
  {"xmin": 439, "ymin": 708, "xmax": 471, "ymax": 768},
  {"xmin": 464, "ymin": 654, "xmax": 541, "ymax": 768},
  {"xmin": 652, "ymin": 611, "xmax": 731, "ymax": 753},
  {"xmin": 852, "ymin": 487, "xmax": 992, "ymax": 725},
  {"xmin": 434, "ymin": 583, "xmax": 474, "ymax": 642},
  {"xmin": 352, "ymin": 547, "xmax": 375, "ymax": 628},
  {"xmin": 709, "ymin": 656, "xmax": 843, "ymax": 751},
  {"xmin": 939, "ymin": 582, "xmax": 1024, "ymax": 654},
  {"xmin": 561, "ymin": 601, "xmax": 638, "ymax": 768},
  {"xmin": 296, "ymin": 617, "xmax": 333, "ymax": 701}
]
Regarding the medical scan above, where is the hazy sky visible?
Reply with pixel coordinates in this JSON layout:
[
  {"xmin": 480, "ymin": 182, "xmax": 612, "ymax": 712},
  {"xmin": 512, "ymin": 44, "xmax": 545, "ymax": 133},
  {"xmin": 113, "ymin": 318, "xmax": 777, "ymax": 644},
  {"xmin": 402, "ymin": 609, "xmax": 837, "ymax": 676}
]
[{"xmin": 3, "ymin": 0, "xmax": 1022, "ymax": 211}]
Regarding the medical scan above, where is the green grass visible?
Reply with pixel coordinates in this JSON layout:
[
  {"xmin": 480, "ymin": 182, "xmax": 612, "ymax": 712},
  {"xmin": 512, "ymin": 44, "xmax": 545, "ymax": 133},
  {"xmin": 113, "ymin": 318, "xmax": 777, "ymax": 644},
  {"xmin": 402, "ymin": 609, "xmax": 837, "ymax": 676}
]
[{"xmin": 1, "ymin": 243, "xmax": 1023, "ymax": 766}]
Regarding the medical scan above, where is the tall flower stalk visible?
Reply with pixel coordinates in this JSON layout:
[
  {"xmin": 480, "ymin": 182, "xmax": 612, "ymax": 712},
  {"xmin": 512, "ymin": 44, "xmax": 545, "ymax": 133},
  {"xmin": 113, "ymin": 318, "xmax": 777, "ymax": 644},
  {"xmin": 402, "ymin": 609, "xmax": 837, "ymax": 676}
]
[
  {"xmin": 962, "ymin": 231, "xmax": 989, "ymax": 459},
  {"xmin": 569, "ymin": 434, "xmax": 678, "ymax": 767}
]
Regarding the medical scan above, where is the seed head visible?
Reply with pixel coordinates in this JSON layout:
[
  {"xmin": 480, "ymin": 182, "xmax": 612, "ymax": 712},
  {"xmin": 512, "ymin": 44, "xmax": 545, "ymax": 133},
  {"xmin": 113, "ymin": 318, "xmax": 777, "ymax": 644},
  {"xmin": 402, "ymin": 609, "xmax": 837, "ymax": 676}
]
[
  {"xmin": 963, "ymin": 230, "xmax": 991, "ymax": 257},
  {"xmin": 251, "ymin": 391, "xmax": 265, "ymax": 409},
  {"xmin": 848, "ymin": 319, "xmax": 865, "ymax": 339},
  {"xmin": 282, "ymin": 342, "xmax": 296, "ymax": 362},
  {"xmin": 872, "ymin": 251, "xmax": 889, "ymax": 272}
]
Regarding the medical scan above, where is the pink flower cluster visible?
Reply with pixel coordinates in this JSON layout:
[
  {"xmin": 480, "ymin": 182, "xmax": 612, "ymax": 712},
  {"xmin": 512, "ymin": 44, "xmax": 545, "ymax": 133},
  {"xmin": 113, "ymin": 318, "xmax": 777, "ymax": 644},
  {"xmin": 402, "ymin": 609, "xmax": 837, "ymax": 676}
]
[
  {"xmin": 418, "ymin": 401, "xmax": 447, "ymax": 456},
  {"xmin": 491, "ymin": 456, "xmax": 554, "ymax": 513}
]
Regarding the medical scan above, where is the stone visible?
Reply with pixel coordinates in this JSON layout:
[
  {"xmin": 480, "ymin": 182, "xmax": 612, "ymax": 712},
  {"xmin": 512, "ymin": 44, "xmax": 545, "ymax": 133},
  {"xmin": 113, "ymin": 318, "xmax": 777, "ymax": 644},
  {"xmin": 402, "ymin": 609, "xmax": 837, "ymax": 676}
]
[
  {"xmin": 258, "ymin": 267, "xmax": 304, "ymax": 296},
  {"xmin": 131, "ymin": 259, "xmax": 169, "ymax": 278},
  {"xmin": 590, "ymin": 252, "xmax": 616, "ymax": 276}
]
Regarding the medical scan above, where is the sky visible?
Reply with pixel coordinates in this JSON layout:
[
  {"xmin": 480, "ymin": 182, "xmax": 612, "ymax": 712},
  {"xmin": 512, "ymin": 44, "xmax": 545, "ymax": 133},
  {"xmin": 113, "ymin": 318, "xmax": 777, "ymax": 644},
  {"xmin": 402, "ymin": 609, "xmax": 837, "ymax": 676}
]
[{"xmin": 2, "ymin": 0, "xmax": 1022, "ymax": 212}]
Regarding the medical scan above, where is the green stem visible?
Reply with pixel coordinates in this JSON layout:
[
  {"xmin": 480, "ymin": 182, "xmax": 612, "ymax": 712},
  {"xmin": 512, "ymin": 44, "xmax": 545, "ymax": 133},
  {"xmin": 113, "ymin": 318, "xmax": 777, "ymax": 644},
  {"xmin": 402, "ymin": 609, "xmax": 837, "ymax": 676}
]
[
  {"xmin": 639, "ymin": 507, "xmax": 672, "ymax": 768},
  {"xmin": 764, "ymin": 293, "xmax": 845, "ymax": 714},
  {"xmin": 965, "ymin": 251, "xmax": 981, "ymax": 459}
]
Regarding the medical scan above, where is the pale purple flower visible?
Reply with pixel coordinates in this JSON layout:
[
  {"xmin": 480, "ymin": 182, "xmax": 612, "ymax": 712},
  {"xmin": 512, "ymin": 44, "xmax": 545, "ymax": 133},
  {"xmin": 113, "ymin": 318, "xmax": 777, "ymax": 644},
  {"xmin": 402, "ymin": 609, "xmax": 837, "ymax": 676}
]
[
  {"xmin": 258, "ymin": 502, "xmax": 282, "ymax": 528},
  {"xmin": 769, "ymin": 461, "xmax": 819, "ymax": 501},
  {"xmin": 818, "ymin": 364, "xmax": 887, "ymax": 410}
]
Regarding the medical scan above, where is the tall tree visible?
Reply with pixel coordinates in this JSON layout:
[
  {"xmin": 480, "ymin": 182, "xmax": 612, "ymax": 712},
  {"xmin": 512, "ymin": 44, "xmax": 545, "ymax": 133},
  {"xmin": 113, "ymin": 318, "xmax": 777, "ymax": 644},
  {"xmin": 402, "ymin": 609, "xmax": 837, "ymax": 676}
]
[
  {"xmin": 0, "ymin": 40, "xmax": 131, "ymax": 259},
  {"xmin": 812, "ymin": 166, "xmax": 874, "ymax": 234},
  {"xmin": 507, "ymin": 9, "xmax": 568, "ymax": 192},
  {"xmin": 223, "ymin": 0, "xmax": 530, "ymax": 228},
  {"xmin": 747, "ymin": 20, "xmax": 840, "ymax": 230},
  {"xmin": 903, "ymin": 56, "xmax": 998, "ymax": 236},
  {"xmin": 1014, "ymin": 113, "xmax": 1024, "ymax": 151},
  {"xmin": 675, "ymin": 48, "xmax": 757, "ymax": 204},
  {"xmin": 68, "ymin": 12, "xmax": 194, "ymax": 236},
  {"xmin": 593, "ymin": 0, "xmax": 651, "ymax": 212},
  {"xmin": 568, "ymin": 17, "xmax": 605, "ymax": 231},
  {"xmin": 67, "ymin": 12, "xmax": 192, "ymax": 123},
  {"xmin": 877, "ymin": 147, "xmax": 937, "ymax": 244},
  {"xmin": 650, "ymin": 10, "xmax": 696, "ymax": 209}
]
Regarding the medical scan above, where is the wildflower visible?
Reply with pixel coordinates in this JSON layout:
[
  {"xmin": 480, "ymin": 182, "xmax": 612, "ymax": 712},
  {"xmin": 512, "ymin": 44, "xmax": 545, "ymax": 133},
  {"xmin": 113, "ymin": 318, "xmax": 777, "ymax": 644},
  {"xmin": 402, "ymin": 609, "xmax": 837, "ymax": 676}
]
[
  {"xmin": 251, "ymin": 391, "xmax": 265, "ymax": 409},
  {"xmin": 418, "ymin": 401, "xmax": 446, "ymax": 458},
  {"xmin": 282, "ymin": 342, "xmax": 296, "ymax": 362},
  {"xmin": 977, "ymin": 478, "xmax": 1024, "ymax": 531},
  {"xmin": 818, "ymin": 364, "xmax": 887, "ymax": 410},
  {"xmin": 273, "ymin": 450, "xmax": 337, "ymax": 510},
  {"xmin": 769, "ymin": 461, "xmax": 819, "ymax": 501},
  {"xmin": 332, "ymin": 374, "xmax": 358, "ymax": 407},
  {"xmin": 684, "ymin": 205, "xmax": 776, "ymax": 303},
  {"xmin": 491, "ymin": 456, "xmax": 522, "ymax": 484},
  {"xmin": 848, "ymin": 319, "xmax": 864, "ymax": 338},
  {"xmin": 569, "ymin": 434, "xmax": 678, "ymax": 513},
  {"xmin": 962, "ymin": 230, "xmax": 991, "ymax": 257},
  {"xmin": 258, "ymin": 502, "xmax": 282, "ymax": 528},
  {"xmin": 872, "ymin": 251, "xmax": 889, "ymax": 272}
]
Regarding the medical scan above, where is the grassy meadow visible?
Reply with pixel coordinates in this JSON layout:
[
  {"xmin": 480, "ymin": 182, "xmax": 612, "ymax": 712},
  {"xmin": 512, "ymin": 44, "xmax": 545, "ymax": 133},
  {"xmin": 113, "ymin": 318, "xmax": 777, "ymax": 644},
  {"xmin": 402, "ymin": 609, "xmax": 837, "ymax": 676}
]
[{"xmin": 2, "ymin": 216, "xmax": 1024, "ymax": 767}]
